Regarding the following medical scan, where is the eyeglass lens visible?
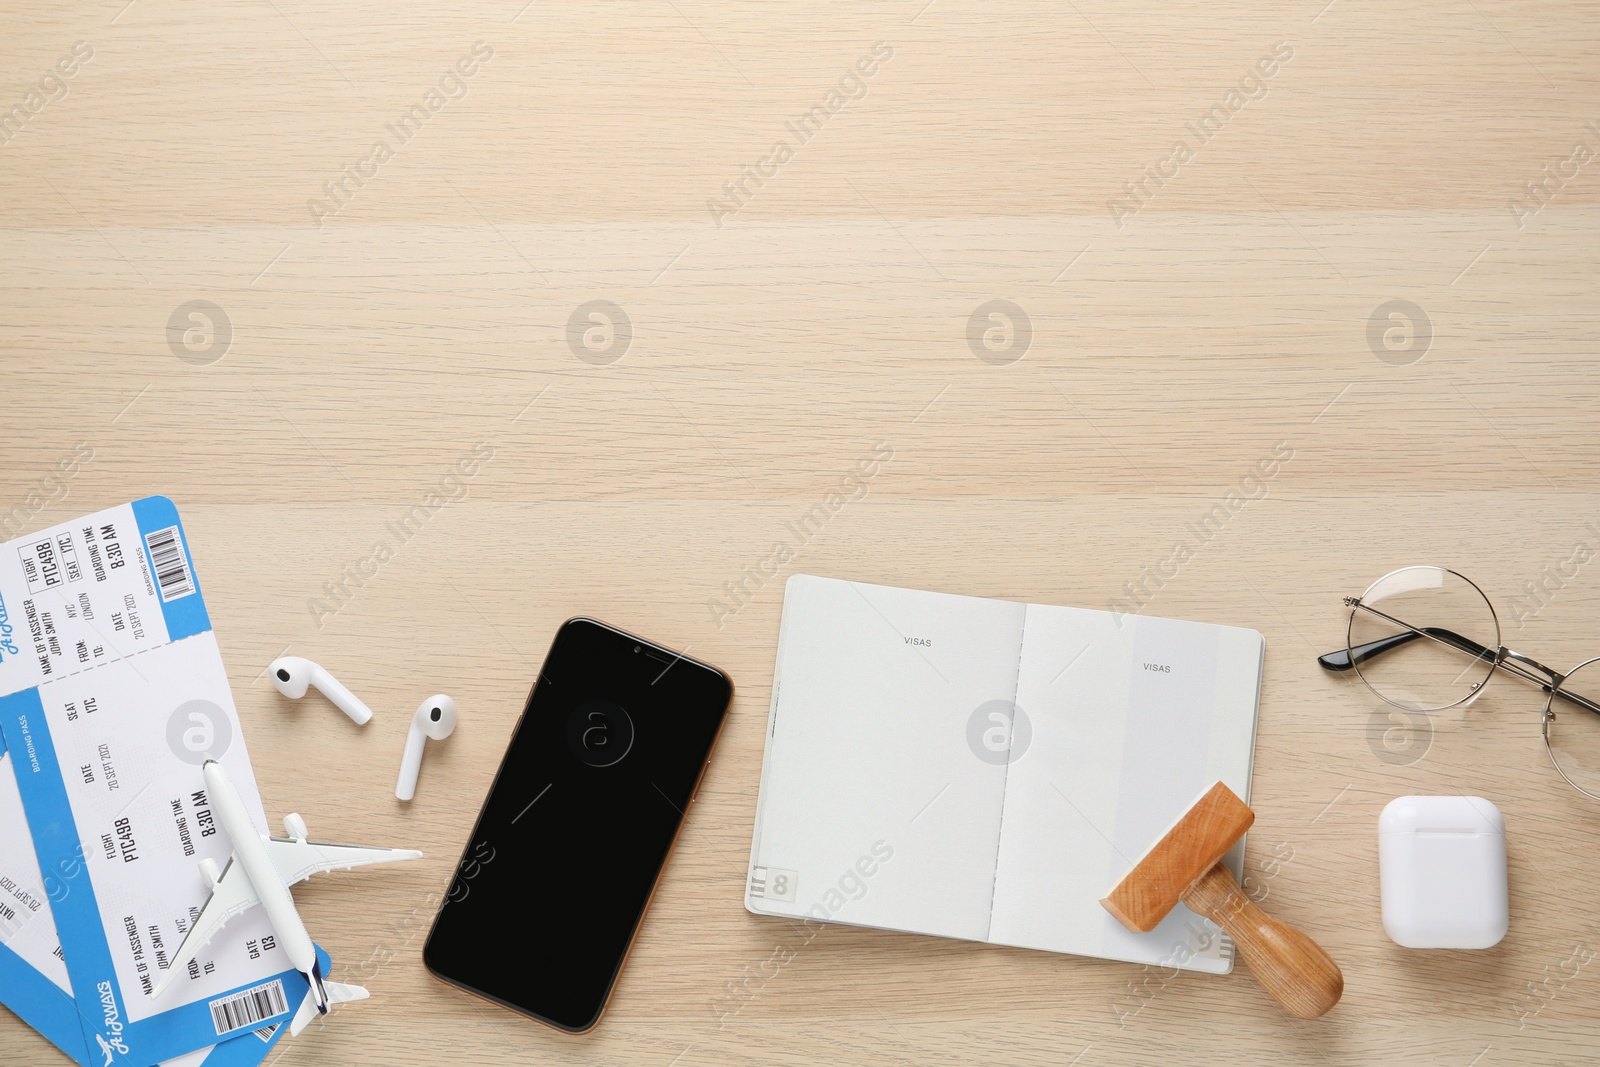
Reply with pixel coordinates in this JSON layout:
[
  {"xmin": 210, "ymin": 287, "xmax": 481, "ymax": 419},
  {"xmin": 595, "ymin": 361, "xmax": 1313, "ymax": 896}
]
[
  {"xmin": 1348, "ymin": 566, "xmax": 1499, "ymax": 713},
  {"xmin": 1548, "ymin": 659, "xmax": 1600, "ymax": 800}
]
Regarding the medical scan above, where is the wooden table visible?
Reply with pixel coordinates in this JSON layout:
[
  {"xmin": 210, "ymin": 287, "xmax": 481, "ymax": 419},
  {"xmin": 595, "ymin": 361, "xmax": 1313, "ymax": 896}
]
[{"xmin": 3, "ymin": 3, "xmax": 1597, "ymax": 1064}]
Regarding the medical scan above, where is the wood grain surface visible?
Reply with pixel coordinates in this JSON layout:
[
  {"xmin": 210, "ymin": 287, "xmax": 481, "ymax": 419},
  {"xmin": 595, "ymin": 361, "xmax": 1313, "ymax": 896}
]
[{"xmin": 2, "ymin": 2, "xmax": 1598, "ymax": 1065}]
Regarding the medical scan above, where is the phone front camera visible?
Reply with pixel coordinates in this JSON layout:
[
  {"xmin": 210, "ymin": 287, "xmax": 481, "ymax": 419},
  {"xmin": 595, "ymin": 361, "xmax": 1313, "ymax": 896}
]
[{"xmin": 633, "ymin": 645, "xmax": 641, "ymax": 653}]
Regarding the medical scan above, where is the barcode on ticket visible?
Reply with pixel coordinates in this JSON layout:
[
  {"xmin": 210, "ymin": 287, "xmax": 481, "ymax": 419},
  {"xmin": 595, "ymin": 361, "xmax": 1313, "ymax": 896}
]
[
  {"xmin": 209, "ymin": 980, "xmax": 288, "ymax": 1035},
  {"xmin": 143, "ymin": 525, "xmax": 195, "ymax": 601}
]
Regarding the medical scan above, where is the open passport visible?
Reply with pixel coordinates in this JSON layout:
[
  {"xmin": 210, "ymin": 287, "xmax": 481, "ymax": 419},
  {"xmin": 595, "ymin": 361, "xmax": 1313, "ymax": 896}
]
[{"xmin": 744, "ymin": 575, "xmax": 1265, "ymax": 973}]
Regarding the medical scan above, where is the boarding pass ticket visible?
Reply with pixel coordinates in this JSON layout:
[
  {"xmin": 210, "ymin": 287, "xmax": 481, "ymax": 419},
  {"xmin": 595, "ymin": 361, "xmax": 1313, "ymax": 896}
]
[
  {"xmin": 1, "ymin": 734, "xmax": 289, "ymax": 1067},
  {"xmin": 0, "ymin": 498, "xmax": 305, "ymax": 1065}
]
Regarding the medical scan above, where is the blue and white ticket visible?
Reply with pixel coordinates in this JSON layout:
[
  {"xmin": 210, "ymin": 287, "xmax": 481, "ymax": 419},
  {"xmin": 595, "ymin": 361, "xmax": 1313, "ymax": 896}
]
[
  {"xmin": 0, "ymin": 729, "xmax": 292, "ymax": 1067},
  {"xmin": 0, "ymin": 498, "xmax": 306, "ymax": 1065}
]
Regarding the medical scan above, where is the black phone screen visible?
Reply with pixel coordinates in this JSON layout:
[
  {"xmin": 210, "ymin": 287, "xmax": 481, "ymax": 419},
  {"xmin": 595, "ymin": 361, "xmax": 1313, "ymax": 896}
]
[{"xmin": 423, "ymin": 617, "xmax": 732, "ymax": 1032}]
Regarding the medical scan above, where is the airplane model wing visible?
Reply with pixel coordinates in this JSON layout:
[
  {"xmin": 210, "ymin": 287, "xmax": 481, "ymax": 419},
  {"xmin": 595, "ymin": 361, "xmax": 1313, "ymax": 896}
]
[
  {"xmin": 153, "ymin": 856, "xmax": 261, "ymax": 999},
  {"xmin": 265, "ymin": 817, "xmax": 424, "ymax": 886}
]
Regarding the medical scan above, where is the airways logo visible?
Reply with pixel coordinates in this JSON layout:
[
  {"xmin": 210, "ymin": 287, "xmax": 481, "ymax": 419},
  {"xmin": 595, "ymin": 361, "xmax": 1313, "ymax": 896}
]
[
  {"xmin": 94, "ymin": 981, "xmax": 128, "ymax": 1063},
  {"xmin": 0, "ymin": 589, "xmax": 17, "ymax": 661}
]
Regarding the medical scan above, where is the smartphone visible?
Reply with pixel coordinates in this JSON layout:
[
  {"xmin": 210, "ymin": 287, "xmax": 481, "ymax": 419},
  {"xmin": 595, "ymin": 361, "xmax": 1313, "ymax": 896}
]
[{"xmin": 423, "ymin": 617, "xmax": 732, "ymax": 1032}]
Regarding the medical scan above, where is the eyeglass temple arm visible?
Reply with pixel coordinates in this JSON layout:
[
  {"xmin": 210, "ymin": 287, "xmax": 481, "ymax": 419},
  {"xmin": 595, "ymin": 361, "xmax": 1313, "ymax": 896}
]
[
  {"xmin": 1316, "ymin": 627, "xmax": 1495, "ymax": 673},
  {"xmin": 1317, "ymin": 618, "xmax": 1600, "ymax": 719}
]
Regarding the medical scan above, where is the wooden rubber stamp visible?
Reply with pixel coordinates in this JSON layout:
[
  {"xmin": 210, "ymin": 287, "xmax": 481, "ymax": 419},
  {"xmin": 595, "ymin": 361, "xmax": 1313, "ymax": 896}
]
[{"xmin": 1101, "ymin": 782, "xmax": 1344, "ymax": 1019}]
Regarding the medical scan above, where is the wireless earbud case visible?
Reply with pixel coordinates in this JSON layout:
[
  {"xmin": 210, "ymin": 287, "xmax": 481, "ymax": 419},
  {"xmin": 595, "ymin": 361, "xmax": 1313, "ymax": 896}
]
[{"xmin": 1378, "ymin": 796, "xmax": 1508, "ymax": 950}]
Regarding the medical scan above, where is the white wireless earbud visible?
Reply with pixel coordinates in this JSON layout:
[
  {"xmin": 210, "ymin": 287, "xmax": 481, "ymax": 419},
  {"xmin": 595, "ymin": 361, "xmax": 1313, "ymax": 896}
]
[
  {"xmin": 396, "ymin": 695, "xmax": 456, "ymax": 801},
  {"xmin": 268, "ymin": 657, "xmax": 374, "ymax": 726}
]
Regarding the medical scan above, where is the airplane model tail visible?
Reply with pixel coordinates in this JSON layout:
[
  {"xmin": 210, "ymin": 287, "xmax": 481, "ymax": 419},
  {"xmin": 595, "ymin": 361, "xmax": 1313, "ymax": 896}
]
[{"xmin": 290, "ymin": 976, "xmax": 369, "ymax": 1036}]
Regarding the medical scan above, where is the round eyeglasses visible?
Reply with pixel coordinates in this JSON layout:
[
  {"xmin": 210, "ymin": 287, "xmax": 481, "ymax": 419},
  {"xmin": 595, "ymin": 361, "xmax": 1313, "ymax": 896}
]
[{"xmin": 1318, "ymin": 565, "xmax": 1600, "ymax": 801}]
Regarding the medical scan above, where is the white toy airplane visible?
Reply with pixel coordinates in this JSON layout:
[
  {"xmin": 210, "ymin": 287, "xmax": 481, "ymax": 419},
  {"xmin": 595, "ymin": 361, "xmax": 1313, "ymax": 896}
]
[{"xmin": 152, "ymin": 760, "xmax": 423, "ymax": 1034}]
